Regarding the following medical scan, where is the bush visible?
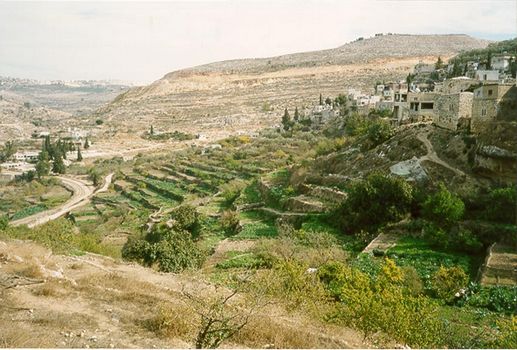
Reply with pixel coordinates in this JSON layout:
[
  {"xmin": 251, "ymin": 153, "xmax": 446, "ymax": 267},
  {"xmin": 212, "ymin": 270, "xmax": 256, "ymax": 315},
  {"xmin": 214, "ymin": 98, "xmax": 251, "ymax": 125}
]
[
  {"xmin": 170, "ymin": 205, "xmax": 200, "ymax": 236},
  {"xmin": 219, "ymin": 210, "xmax": 241, "ymax": 236},
  {"xmin": 314, "ymin": 137, "xmax": 347, "ymax": 156},
  {"xmin": 336, "ymin": 173, "xmax": 413, "ymax": 232},
  {"xmin": 319, "ymin": 259, "xmax": 445, "ymax": 347},
  {"xmin": 422, "ymin": 183, "xmax": 464, "ymax": 225},
  {"xmin": 0, "ymin": 215, "xmax": 9, "ymax": 230},
  {"xmin": 401, "ymin": 266, "xmax": 424, "ymax": 296},
  {"xmin": 484, "ymin": 186, "xmax": 516, "ymax": 224},
  {"xmin": 423, "ymin": 222, "xmax": 483, "ymax": 253},
  {"xmin": 431, "ymin": 266, "xmax": 468, "ymax": 302},
  {"xmin": 366, "ymin": 119, "xmax": 394, "ymax": 146},
  {"xmin": 122, "ymin": 222, "xmax": 205, "ymax": 273},
  {"xmin": 221, "ymin": 180, "xmax": 247, "ymax": 207},
  {"xmin": 490, "ymin": 316, "xmax": 517, "ymax": 348},
  {"xmin": 466, "ymin": 285, "xmax": 517, "ymax": 313}
]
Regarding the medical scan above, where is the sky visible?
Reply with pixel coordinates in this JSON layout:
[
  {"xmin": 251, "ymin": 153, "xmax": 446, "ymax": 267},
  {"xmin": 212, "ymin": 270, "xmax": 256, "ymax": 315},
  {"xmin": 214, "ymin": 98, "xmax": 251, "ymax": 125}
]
[{"xmin": 0, "ymin": 0, "xmax": 516, "ymax": 84}]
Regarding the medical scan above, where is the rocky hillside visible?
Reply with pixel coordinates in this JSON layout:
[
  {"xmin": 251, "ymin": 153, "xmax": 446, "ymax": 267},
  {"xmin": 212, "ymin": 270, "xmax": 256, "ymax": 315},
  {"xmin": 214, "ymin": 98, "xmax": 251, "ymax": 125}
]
[{"xmin": 96, "ymin": 34, "xmax": 489, "ymax": 139}]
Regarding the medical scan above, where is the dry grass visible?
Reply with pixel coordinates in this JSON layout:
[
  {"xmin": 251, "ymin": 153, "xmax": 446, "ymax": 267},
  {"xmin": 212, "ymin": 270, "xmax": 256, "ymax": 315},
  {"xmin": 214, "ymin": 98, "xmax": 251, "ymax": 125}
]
[
  {"xmin": 0, "ymin": 322, "xmax": 54, "ymax": 348},
  {"xmin": 16, "ymin": 263, "xmax": 46, "ymax": 279},
  {"xmin": 31, "ymin": 279, "xmax": 73, "ymax": 297},
  {"xmin": 143, "ymin": 303, "xmax": 195, "ymax": 340},
  {"xmin": 232, "ymin": 315, "xmax": 347, "ymax": 348},
  {"xmin": 31, "ymin": 310, "xmax": 98, "ymax": 330}
]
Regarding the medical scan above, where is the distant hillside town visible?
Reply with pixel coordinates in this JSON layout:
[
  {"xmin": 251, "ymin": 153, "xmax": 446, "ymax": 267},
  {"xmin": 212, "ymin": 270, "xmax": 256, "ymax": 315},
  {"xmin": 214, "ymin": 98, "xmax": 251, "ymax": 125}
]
[{"xmin": 301, "ymin": 51, "xmax": 516, "ymax": 134}]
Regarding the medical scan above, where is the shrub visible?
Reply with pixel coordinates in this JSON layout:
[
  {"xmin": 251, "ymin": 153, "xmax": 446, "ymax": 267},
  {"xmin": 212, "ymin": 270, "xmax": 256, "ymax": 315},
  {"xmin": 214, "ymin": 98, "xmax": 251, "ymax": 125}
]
[
  {"xmin": 466, "ymin": 285, "xmax": 517, "ymax": 313},
  {"xmin": 344, "ymin": 113, "xmax": 369, "ymax": 136},
  {"xmin": 490, "ymin": 316, "xmax": 517, "ymax": 348},
  {"xmin": 0, "ymin": 215, "xmax": 9, "ymax": 230},
  {"xmin": 319, "ymin": 259, "xmax": 445, "ymax": 347},
  {"xmin": 423, "ymin": 222, "xmax": 483, "ymax": 253},
  {"xmin": 220, "ymin": 210, "xmax": 241, "ymax": 236},
  {"xmin": 336, "ymin": 173, "xmax": 413, "ymax": 232},
  {"xmin": 314, "ymin": 137, "xmax": 347, "ymax": 156},
  {"xmin": 422, "ymin": 183, "xmax": 464, "ymax": 225},
  {"xmin": 431, "ymin": 266, "xmax": 468, "ymax": 302},
  {"xmin": 484, "ymin": 186, "xmax": 516, "ymax": 224},
  {"xmin": 366, "ymin": 119, "xmax": 394, "ymax": 146},
  {"xmin": 401, "ymin": 266, "xmax": 424, "ymax": 296},
  {"xmin": 122, "ymin": 223, "xmax": 205, "ymax": 273},
  {"xmin": 221, "ymin": 180, "xmax": 247, "ymax": 207},
  {"xmin": 170, "ymin": 204, "xmax": 200, "ymax": 236}
]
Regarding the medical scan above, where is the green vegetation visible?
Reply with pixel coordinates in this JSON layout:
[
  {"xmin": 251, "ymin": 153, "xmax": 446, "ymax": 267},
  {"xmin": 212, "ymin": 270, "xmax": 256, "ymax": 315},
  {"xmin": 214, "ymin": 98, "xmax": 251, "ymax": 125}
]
[
  {"xmin": 1, "ymin": 112, "xmax": 515, "ymax": 348},
  {"xmin": 122, "ymin": 205, "xmax": 205, "ymax": 273},
  {"xmin": 1, "ymin": 219, "xmax": 119, "ymax": 257},
  {"xmin": 335, "ymin": 173, "xmax": 413, "ymax": 233}
]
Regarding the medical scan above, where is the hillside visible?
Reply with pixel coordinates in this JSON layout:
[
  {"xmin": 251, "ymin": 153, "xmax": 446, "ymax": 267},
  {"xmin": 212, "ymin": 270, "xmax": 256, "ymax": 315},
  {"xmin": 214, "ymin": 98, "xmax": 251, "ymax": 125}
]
[
  {"xmin": 95, "ymin": 34, "xmax": 489, "ymax": 141},
  {"xmin": 0, "ymin": 78, "xmax": 131, "ymax": 142}
]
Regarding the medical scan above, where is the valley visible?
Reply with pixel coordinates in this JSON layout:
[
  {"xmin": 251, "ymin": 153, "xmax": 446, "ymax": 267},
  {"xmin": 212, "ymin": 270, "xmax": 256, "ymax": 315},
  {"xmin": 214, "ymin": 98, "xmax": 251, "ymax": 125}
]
[{"xmin": 0, "ymin": 33, "xmax": 516, "ymax": 349}]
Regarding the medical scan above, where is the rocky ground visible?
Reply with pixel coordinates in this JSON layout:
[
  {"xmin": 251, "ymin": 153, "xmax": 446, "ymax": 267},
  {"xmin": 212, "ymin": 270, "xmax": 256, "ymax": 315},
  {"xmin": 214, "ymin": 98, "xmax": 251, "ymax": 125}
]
[{"xmin": 0, "ymin": 239, "xmax": 368, "ymax": 349}]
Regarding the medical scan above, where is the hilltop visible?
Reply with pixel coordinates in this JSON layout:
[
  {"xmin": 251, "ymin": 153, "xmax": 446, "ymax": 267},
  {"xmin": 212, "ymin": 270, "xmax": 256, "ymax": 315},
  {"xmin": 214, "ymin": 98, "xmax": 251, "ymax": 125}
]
[{"xmin": 94, "ymin": 34, "xmax": 489, "ymax": 143}]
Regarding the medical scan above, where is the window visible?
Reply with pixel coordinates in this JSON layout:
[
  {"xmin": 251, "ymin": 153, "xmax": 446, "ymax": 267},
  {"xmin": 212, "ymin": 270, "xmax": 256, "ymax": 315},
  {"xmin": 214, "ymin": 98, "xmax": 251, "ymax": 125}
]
[
  {"xmin": 421, "ymin": 102, "xmax": 434, "ymax": 110},
  {"xmin": 449, "ymin": 104, "xmax": 454, "ymax": 112},
  {"xmin": 481, "ymin": 108, "xmax": 487, "ymax": 116},
  {"xmin": 488, "ymin": 89, "xmax": 493, "ymax": 96}
]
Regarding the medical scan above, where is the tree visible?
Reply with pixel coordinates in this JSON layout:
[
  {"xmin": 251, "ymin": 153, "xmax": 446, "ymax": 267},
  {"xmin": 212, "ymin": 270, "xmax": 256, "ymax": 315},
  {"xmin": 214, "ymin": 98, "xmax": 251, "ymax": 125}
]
[
  {"xmin": 150, "ymin": 125, "xmax": 154, "ymax": 135},
  {"xmin": 52, "ymin": 151, "xmax": 66, "ymax": 174},
  {"xmin": 435, "ymin": 56, "xmax": 444, "ymax": 70},
  {"xmin": 0, "ymin": 140, "xmax": 17, "ymax": 163},
  {"xmin": 487, "ymin": 51, "xmax": 492, "ymax": 70},
  {"xmin": 88, "ymin": 168, "xmax": 100, "ymax": 186},
  {"xmin": 281, "ymin": 108, "xmax": 291, "ymax": 131},
  {"xmin": 367, "ymin": 119, "xmax": 394, "ymax": 146},
  {"xmin": 293, "ymin": 107, "xmax": 300, "ymax": 122},
  {"xmin": 449, "ymin": 61, "xmax": 463, "ymax": 78},
  {"xmin": 35, "ymin": 158, "xmax": 50, "ymax": 179},
  {"xmin": 84, "ymin": 137, "xmax": 90, "ymax": 149},
  {"xmin": 122, "ymin": 221, "xmax": 204, "ymax": 273},
  {"xmin": 325, "ymin": 97, "xmax": 332, "ymax": 105},
  {"xmin": 319, "ymin": 93, "xmax": 323, "ymax": 105},
  {"xmin": 336, "ymin": 173, "xmax": 414, "ymax": 232},
  {"xmin": 422, "ymin": 183, "xmax": 464, "ymax": 225},
  {"xmin": 76, "ymin": 147, "xmax": 83, "ymax": 161}
]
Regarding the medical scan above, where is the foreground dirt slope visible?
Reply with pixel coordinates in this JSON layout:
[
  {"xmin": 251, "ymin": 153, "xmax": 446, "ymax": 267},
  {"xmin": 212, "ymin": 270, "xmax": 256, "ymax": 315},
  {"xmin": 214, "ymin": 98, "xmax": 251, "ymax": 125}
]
[
  {"xmin": 97, "ymin": 34, "xmax": 489, "ymax": 138},
  {"xmin": 0, "ymin": 239, "xmax": 368, "ymax": 348}
]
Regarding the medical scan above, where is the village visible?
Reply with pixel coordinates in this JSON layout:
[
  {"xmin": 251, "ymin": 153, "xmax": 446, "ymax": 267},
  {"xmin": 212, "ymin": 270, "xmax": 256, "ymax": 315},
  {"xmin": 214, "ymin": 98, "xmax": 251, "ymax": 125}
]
[{"xmin": 302, "ymin": 52, "xmax": 516, "ymax": 135}]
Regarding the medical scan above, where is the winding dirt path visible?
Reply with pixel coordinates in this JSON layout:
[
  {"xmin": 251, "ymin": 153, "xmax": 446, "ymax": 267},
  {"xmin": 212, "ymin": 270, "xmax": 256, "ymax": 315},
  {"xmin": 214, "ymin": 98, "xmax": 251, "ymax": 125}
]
[
  {"xmin": 11, "ymin": 173, "xmax": 114, "ymax": 228},
  {"xmin": 417, "ymin": 132, "xmax": 465, "ymax": 177}
]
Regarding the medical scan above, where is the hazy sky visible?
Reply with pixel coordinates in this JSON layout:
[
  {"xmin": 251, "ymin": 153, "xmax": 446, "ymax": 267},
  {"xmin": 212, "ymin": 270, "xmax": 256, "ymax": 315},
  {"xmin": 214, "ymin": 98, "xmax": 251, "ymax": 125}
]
[{"xmin": 1, "ymin": 0, "xmax": 516, "ymax": 84}]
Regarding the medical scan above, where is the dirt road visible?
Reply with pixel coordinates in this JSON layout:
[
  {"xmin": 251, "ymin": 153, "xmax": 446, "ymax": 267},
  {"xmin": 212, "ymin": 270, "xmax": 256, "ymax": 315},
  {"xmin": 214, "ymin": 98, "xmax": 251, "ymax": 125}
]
[
  {"xmin": 417, "ymin": 132, "xmax": 466, "ymax": 177},
  {"xmin": 11, "ymin": 173, "xmax": 113, "ymax": 228}
]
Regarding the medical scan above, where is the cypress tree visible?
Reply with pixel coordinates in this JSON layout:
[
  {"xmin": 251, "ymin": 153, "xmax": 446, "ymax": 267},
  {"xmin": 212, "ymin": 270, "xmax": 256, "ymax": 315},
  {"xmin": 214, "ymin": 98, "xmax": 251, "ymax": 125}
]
[
  {"xmin": 294, "ymin": 107, "xmax": 299, "ymax": 122},
  {"xmin": 52, "ymin": 152, "xmax": 66, "ymax": 174},
  {"xmin": 281, "ymin": 108, "xmax": 291, "ymax": 131},
  {"xmin": 319, "ymin": 93, "xmax": 323, "ymax": 105},
  {"xmin": 84, "ymin": 137, "xmax": 90, "ymax": 149},
  {"xmin": 77, "ymin": 147, "xmax": 83, "ymax": 161}
]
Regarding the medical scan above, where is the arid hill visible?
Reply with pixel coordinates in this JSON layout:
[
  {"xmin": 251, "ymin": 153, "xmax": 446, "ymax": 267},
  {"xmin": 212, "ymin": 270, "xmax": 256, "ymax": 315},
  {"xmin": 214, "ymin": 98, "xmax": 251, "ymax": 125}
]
[{"xmin": 96, "ymin": 34, "xmax": 489, "ymax": 140}]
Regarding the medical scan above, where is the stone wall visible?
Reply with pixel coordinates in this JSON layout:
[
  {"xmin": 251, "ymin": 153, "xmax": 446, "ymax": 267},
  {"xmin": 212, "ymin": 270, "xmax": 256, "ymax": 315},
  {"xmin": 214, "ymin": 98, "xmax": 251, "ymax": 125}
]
[
  {"xmin": 471, "ymin": 99, "xmax": 500, "ymax": 133},
  {"xmin": 434, "ymin": 92, "xmax": 473, "ymax": 131}
]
